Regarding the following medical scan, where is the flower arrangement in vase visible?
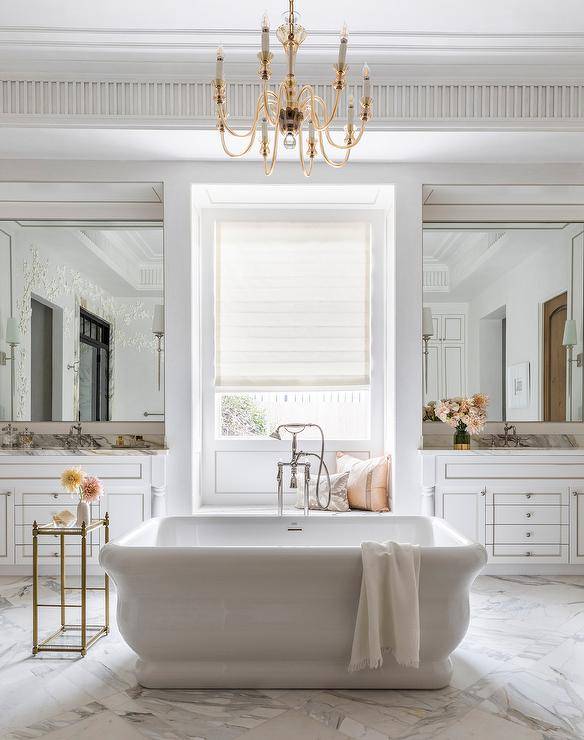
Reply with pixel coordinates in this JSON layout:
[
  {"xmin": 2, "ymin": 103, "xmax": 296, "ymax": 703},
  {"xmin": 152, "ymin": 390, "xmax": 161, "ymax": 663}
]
[
  {"xmin": 435, "ymin": 394, "xmax": 489, "ymax": 450},
  {"xmin": 60, "ymin": 467, "xmax": 104, "ymax": 526}
]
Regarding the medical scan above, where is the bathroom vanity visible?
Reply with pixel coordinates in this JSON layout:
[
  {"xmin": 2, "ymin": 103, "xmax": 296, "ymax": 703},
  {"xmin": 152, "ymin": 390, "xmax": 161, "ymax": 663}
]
[
  {"xmin": 0, "ymin": 442, "xmax": 167, "ymax": 574},
  {"xmin": 421, "ymin": 444, "xmax": 584, "ymax": 571}
]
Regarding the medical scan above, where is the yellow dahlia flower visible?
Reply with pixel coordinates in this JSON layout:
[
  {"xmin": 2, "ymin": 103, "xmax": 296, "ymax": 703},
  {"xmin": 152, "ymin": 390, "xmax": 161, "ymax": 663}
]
[{"xmin": 60, "ymin": 466, "xmax": 86, "ymax": 493}]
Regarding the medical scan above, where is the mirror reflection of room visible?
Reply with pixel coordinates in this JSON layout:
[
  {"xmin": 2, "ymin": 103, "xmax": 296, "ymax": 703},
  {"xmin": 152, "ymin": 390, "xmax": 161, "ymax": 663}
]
[
  {"xmin": 0, "ymin": 222, "xmax": 164, "ymax": 422},
  {"xmin": 423, "ymin": 223, "xmax": 584, "ymax": 422}
]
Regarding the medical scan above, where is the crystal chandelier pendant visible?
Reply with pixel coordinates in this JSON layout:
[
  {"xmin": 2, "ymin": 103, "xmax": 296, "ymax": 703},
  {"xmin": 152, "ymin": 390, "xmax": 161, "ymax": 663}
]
[
  {"xmin": 212, "ymin": 0, "xmax": 373, "ymax": 176},
  {"xmin": 283, "ymin": 132, "xmax": 296, "ymax": 150}
]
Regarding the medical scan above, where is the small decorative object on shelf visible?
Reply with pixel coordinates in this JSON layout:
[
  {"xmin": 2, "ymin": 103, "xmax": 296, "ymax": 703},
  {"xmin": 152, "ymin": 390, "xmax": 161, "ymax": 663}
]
[
  {"xmin": 32, "ymin": 513, "xmax": 110, "ymax": 657},
  {"xmin": 60, "ymin": 467, "xmax": 104, "ymax": 527},
  {"xmin": 436, "ymin": 394, "xmax": 489, "ymax": 450}
]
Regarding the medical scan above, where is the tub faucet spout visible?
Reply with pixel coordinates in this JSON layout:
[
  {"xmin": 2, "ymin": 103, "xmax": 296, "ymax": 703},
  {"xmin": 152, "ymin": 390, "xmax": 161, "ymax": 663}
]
[{"xmin": 270, "ymin": 423, "xmax": 331, "ymax": 516}]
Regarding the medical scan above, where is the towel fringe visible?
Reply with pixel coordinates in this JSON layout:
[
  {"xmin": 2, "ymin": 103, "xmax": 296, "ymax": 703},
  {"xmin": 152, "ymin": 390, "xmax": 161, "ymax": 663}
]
[{"xmin": 348, "ymin": 646, "xmax": 420, "ymax": 673}]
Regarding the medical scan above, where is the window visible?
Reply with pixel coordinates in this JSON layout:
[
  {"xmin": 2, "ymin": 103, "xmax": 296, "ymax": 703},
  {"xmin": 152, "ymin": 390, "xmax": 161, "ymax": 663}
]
[
  {"xmin": 214, "ymin": 221, "xmax": 371, "ymax": 439},
  {"xmin": 201, "ymin": 211, "xmax": 385, "ymax": 505}
]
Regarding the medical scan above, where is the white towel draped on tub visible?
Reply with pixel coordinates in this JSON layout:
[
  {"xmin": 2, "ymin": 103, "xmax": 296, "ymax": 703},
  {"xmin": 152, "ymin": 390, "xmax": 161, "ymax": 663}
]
[{"xmin": 349, "ymin": 541, "xmax": 421, "ymax": 672}]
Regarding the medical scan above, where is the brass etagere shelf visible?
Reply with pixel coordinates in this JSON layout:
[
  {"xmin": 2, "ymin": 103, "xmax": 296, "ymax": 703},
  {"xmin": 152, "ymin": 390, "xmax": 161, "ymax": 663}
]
[{"xmin": 32, "ymin": 513, "xmax": 110, "ymax": 657}]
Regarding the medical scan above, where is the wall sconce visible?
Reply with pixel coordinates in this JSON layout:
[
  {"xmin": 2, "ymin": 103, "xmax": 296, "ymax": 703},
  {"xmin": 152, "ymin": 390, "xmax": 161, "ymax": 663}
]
[
  {"xmin": 152, "ymin": 305, "xmax": 164, "ymax": 392},
  {"xmin": 0, "ymin": 317, "xmax": 21, "ymax": 420},
  {"xmin": 422, "ymin": 307, "xmax": 434, "ymax": 395},
  {"xmin": 563, "ymin": 318, "xmax": 579, "ymax": 422}
]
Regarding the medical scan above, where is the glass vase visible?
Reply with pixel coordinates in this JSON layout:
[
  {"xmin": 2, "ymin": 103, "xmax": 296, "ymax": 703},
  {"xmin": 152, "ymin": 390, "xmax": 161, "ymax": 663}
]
[{"xmin": 453, "ymin": 426, "xmax": 471, "ymax": 450}]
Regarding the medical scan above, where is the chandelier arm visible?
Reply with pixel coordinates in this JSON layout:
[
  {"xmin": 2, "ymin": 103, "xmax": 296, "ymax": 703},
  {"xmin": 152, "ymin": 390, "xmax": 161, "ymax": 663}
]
[
  {"xmin": 323, "ymin": 120, "xmax": 367, "ymax": 150},
  {"xmin": 262, "ymin": 85, "xmax": 280, "ymax": 126},
  {"xmin": 298, "ymin": 127, "xmax": 314, "ymax": 178},
  {"xmin": 300, "ymin": 89, "xmax": 342, "ymax": 131},
  {"xmin": 263, "ymin": 82, "xmax": 286, "ymax": 175},
  {"xmin": 217, "ymin": 99, "xmax": 262, "ymax": 139},
  {"xmin": 318, "ymin": 130, "xmax": 351, "ymax": 168},
  {"xmin": 263, "ymin": 117, "xmax": 280, "ymax": 176},
  {"xmin": 220, "ymin": 126, "xmax": 258, "ymax": 157}
]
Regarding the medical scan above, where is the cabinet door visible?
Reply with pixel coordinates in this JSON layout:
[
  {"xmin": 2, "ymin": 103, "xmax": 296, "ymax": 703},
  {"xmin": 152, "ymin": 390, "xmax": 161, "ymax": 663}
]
[
  {"xmin": 0, "ymin": 489, "xmax": 13, "ymax": 562},
  {"xmin": 106, "ymin": 492, "xmax": 145, "ymax": 541},
  {"xmin": 439, "ymin": 490, "xmax": 486, "ymax": 544},
  {"xmin": 570, "ymin": 489, "xmax": 584, "ymax": 563},
  {"xmin": 443, "ymin": 343, "xmax": 465, "ymax": 398}
]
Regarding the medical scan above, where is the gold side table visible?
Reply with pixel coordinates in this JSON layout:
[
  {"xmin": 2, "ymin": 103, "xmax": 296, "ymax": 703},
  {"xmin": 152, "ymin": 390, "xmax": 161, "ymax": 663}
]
[{"xmin": 32, "ymin": 513, "xmax": 110, "ymax": 657}]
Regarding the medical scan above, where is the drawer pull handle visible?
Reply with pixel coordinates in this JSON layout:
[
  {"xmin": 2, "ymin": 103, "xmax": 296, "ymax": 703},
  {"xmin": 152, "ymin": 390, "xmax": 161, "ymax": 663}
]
[
  {"xmin": 526, "ymin": 512, "xmax": 533, "ymax": 518},
  {"xmin": 526, "ymin": 551, "xmax": 533, "ymax": 557},
  {"xmin": 525, "ymin": 531, "xmax": 532, "ymax": 538},
  {"xmin": 52, "ymin": 552, "xmax": 59, "ymax": 557},
  {"xmin": 526, "ymin": 494, "xmax": 532, "ymax": 499},
  {"xmin": 52, "ymin": 494, "xmax": 59, "ymax": 500}
]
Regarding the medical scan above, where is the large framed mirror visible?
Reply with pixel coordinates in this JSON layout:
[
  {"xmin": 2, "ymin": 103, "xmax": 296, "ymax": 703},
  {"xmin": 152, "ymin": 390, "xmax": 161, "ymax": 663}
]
[
  {"xmin": 423, "ymin": 216, "xmax": 584, "ymax": 422},
  {"xmin": 0, "ymin": 182, "xmax": 164, "ymax": 422}
]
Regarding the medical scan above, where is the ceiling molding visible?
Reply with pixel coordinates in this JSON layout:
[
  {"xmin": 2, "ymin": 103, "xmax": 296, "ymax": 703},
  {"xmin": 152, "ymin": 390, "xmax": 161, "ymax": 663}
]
[{"xmin": 1, "ymin": 79, "xmax": 584, "ymax": 131}]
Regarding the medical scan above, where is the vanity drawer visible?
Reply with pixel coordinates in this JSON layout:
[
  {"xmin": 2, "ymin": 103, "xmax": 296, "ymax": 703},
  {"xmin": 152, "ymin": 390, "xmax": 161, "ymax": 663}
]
[
  {"xmin": 16, "ymin": 543, "xmax": 96, "ymax": 560},
  {"xmin": 491, "ymin": 524, "xmax": 567, "ymax": 544},
  {"xmin": 14, "ymin": 525, "xmax": 100, "ymax": 547},
  {"xmin": 16, "ymin": 503, "xmax": 100, "ymax": 526},
  {"xmin": 491, "ymin": 544, "xmax": 567, "ymax": 558},
  {"xmin": 493, "ymin": 505, "xmax": 565, "ymax": 525},
  {"xmin": 492, "ymin": 492, "xmax": 563, "ymax": 506}
]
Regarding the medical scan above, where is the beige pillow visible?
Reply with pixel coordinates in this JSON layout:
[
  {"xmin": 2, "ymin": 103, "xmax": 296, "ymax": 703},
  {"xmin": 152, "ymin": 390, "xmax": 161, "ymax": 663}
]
[
  {"xmin": 295, "ymin": 471, "xmax": 350, "ymax": 512},
  {"xmin": 336, "ymin": 452, "xmax": 390, "ymax": 512}
]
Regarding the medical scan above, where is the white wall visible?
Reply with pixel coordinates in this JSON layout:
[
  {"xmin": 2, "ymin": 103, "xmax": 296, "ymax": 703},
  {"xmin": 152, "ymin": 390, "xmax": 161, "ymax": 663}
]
[
  {"xmin": 1, "ymin": 160, "xmax": 584, "ymax": 515},
  {"xmin": 466, "ymin": 230, "xmax": 571, "ymax": 421}
]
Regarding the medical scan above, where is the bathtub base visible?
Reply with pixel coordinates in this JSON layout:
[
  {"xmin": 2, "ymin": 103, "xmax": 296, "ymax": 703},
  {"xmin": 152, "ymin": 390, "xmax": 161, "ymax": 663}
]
[{"xmin": 136, "ymin": 657, "xmax": 453, "ymax": 690}]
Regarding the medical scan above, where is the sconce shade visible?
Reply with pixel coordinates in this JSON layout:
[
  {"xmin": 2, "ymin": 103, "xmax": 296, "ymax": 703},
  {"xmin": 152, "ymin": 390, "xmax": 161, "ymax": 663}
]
[
  {"xmin": 563, "ymin": 319, "xmax": 578, "ymax": 347},
  {"xmin": 422, "ymin": 307, "xmax": 434, "ymax": 337},
  {"xmin": 5, "ymin": 317, "xmax": 20, "ymax": 345},
  {"xmin": 152, "ymin": 305, "xmax": 164, "ymax": 335}
]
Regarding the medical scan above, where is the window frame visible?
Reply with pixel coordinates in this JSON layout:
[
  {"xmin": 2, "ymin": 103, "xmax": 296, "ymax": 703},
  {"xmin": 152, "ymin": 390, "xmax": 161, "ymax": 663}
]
[{"xmin": 200, "ymin": 208, "xmax": 387, "ymax": 507}]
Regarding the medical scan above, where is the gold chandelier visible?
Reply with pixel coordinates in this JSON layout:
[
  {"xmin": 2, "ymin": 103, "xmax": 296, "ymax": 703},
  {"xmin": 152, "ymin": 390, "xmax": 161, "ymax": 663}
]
[{"xmin": 212, "ymin": 0, "xmax": 373, "ymax": 176}]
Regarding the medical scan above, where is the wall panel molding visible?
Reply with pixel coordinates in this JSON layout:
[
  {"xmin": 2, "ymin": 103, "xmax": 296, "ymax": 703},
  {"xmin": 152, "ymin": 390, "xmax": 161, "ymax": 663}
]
[{"xmin": 1, "ymin": 79, "xmax": 584, "ymax": 130}]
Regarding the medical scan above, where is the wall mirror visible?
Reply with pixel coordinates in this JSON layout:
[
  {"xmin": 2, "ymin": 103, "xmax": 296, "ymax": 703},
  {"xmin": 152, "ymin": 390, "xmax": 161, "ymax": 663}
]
[
  {"xmin": 423, "ymin": 215, "xmax": 584, "ymax": 422},
  {"xmin": 0, "ymin": 182, "xmax": 164, "ymax": 422}
]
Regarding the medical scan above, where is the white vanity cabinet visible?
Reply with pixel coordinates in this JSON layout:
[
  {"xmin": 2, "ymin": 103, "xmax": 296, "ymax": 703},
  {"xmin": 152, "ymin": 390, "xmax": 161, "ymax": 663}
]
[
  {"xmin": 0, "ymin": 488, "xmax": 14, "ymax": 562},
  {"xmin": 424, "ymin": 451, "xmax": 584, "ymax": 570},
  {"xmin": 0, "ymin": 453, "xmax": 166, "ymax": 573},
  {"xmin": 571, "ymin": 489, "xmax": 584, "ymax": 563},
  {"xmin": 436, "ymin": 488, "xmax": 486, "ymax": 544}
]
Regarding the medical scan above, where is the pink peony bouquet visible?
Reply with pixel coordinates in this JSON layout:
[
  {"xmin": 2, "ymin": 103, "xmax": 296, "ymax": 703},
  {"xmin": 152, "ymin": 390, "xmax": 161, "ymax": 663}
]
[{"xmin": 435, "ymin": 393, "xmax": 489, "ymax": 435}]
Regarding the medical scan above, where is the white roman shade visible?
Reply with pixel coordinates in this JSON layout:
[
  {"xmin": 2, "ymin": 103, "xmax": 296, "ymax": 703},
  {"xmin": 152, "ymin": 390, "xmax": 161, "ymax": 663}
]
[{"xmin": 215, "ymin": 221, "xmax": 371, "ymax": 389}]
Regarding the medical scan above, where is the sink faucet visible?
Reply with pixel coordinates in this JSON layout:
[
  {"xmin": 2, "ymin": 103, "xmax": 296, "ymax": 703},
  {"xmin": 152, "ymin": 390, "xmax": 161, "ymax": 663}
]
[
  {"xmin": 503, "ymin": 422, "xmax": 520, "ymax": 447},
  {"xmin": 270, "ymin": 423, "xmax": 332, "ymax": 516}
]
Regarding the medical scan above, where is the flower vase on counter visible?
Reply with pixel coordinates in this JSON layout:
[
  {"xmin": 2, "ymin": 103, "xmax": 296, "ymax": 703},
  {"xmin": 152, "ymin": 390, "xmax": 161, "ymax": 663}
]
[{"xmin": 436, "ymin": 394, "xmax": 489, "ymax": 451}]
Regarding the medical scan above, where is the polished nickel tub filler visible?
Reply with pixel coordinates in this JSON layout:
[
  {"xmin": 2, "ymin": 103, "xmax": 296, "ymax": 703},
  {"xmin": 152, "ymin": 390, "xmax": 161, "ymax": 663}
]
[{"xmin": 100, "ymin": 515, "xmax": 486, "ymax": 689}]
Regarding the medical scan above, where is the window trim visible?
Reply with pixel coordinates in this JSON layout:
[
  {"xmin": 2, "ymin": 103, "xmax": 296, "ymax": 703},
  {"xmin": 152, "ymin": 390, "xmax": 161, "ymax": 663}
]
[{"xmin": 200, "ymin": 208, "xmax": 387, "ymax": 507}]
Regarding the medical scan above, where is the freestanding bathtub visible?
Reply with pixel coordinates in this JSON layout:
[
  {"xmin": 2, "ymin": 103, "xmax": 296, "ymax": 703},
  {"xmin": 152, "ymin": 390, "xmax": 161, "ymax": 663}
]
[{"xmin": 100, "ymin": 515, "xmax": 486, "ymax": 689}]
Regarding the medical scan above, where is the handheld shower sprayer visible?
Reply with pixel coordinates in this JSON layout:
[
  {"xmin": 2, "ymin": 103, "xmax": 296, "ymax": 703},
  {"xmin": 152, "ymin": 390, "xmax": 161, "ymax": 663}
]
[{"xmin": 270, "ymin": 423, "xmax": 332, "ymax": 514}]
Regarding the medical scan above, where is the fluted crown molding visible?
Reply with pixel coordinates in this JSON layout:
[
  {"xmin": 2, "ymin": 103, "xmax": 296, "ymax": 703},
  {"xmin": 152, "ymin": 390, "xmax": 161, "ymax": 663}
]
[
  {"xmin": 0, "ymin": 78, "xmax": 583, "ymax": 130},
  {"xmin": 1, "ymin": 28, "xmax": 584, "ymax": 130}
]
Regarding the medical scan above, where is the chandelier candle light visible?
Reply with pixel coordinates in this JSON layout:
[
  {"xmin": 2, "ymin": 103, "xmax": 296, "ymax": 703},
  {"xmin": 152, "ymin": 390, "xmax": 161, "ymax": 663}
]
[{"xmin": 212, "ymin": 0, "xmax": 373, "ymax": 176}]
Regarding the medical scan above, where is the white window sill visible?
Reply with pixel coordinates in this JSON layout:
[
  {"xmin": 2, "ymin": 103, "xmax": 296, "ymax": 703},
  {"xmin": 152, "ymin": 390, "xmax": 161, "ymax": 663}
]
[{"xmin": 193, "ymin": 505, "xmax": 393, "ymax": 516}]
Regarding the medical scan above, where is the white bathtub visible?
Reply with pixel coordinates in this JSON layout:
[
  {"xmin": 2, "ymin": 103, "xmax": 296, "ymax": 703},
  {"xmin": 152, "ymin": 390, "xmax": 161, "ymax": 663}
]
[{"xmin": 100, "ymin": 515, "xmax": 486, "ymax": 689}]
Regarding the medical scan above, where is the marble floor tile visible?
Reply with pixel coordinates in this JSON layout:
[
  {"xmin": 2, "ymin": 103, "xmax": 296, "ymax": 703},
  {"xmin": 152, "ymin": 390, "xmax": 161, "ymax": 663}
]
[
  {"xmin": 2, "ymin": 575, "xmax": 584, "ymax": 740},
  {"xmin": 237, "ymin": 709, "xmax": 349, "ymax": 740}
]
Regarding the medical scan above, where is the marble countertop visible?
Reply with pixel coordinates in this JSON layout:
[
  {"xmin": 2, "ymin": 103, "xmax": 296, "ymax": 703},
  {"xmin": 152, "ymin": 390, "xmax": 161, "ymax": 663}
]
[
  {"xmin": 0, "ymin": 433, "xmax": 167, "ymax": 455},
  {"xmin": 0, "ymin": 446, "xmax": 168, "ymax": 456},
  {"xmin": 420, "ymin": 433, "xmax": 584, "ymax": 455}
]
